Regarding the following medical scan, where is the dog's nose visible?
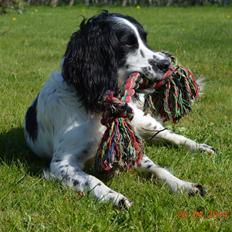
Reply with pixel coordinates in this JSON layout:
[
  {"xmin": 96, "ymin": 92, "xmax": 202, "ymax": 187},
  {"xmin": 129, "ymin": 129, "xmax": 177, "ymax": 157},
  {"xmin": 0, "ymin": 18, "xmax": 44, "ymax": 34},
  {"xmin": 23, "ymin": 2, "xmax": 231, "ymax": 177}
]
[
  {"xmin": 157, "ymin": 59, "xmax": 171, "ymax": 72},
  {"xmin": 148, "ymin": 58, "xmax": 171, "ymax": 73}
]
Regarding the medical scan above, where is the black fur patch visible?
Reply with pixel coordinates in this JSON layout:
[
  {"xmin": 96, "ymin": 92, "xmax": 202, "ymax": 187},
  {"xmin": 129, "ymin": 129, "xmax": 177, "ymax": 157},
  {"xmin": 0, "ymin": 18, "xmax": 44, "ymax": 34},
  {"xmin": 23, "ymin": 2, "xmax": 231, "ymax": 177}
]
[
  {"xmin": 82, "ymin": 149, "xmax": 89, "ymax": 155},
  {"xmin": 25, "ymin": 96, "xmax": 38, "ymax": 141},
  {"xmin": 84, "ymin": 181, "xmax": 89, "ymax": 186},
  {"xmin": 140, "ymin": 49, "xmax": 145, "ymax": 57},
  {"xmin": 73, "ymin": 180, "xmax": 80, "ymax": 186}
]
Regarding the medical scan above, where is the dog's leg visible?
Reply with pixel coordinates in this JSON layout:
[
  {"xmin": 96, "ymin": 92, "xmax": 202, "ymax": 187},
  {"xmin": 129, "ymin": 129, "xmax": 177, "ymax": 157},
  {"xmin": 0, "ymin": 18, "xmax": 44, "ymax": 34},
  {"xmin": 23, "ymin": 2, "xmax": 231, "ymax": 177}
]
[
  {"xmin": 150, "ymin": 126, "xmax": 215, "ymax": 154},
  {"xmin": 47, "ymin": 156, "xmax": 132, "ymax": 208},
  {"xmin": 131, "ymin": 104, "xmax": 215, "ymax": 154},
  {"xmin": 135, "ymin": 155, "xmax": 205, "ymax": 196}
]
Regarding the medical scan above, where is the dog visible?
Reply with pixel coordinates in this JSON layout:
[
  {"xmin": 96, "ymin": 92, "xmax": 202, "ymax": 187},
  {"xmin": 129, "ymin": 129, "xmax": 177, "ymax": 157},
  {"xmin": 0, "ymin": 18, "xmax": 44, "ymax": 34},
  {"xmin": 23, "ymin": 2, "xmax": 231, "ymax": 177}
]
[{"xmin": 24, "ymin": 11, "xmax": 215, "ymax": 208}]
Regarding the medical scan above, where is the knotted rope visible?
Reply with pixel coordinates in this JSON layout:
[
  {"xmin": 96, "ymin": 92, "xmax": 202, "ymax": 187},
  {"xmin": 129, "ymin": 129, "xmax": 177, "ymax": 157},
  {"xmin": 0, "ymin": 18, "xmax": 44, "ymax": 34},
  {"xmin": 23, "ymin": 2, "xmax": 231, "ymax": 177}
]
[
  {"xmin": 95, "ymin": 73, "xmax": 144, "ymax": 174},
  {"xmin": 144, "ymin": 55, "xmax": 199, "ymax": 122}
]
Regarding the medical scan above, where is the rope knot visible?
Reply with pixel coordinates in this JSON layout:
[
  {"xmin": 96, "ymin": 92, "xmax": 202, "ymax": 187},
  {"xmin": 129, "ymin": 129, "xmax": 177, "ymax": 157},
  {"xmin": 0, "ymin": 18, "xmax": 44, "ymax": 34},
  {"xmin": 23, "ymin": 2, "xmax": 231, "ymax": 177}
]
[
  {"xmin": 101, "ymin": 91, "xmax": 134, "ymax": 127},
  {"xmin": 95, "ymin": 73, "xmax": 143, "ymax": 174},
  {"xmin": 144, "ymin": 56, "xmax": 199, "ymax": 122}
]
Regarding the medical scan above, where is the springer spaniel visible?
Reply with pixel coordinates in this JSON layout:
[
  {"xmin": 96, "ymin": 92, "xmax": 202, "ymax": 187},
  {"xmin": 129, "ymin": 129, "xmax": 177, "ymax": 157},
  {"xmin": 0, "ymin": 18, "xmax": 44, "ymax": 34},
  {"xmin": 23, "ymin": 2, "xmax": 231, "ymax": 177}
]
[{"xmin": 24, "ymin": 12, "xmax": 215, "ymax": 208}]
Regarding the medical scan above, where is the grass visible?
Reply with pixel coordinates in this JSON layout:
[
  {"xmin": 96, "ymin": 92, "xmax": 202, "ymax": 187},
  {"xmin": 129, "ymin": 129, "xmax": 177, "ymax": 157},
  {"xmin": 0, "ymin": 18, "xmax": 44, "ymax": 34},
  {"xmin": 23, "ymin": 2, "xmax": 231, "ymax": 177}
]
[{"xmin": 0, "ymin": 5, "xmax": 232, "ymax": 232}]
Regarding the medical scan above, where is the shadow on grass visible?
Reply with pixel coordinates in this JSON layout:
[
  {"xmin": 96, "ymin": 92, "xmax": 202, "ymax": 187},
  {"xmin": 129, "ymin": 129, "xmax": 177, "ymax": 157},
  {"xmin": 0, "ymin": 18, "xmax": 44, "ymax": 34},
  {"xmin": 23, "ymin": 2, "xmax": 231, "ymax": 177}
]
[{"xmin": 0, "ymin": 127, "xmax": 50, "ymax": 176}]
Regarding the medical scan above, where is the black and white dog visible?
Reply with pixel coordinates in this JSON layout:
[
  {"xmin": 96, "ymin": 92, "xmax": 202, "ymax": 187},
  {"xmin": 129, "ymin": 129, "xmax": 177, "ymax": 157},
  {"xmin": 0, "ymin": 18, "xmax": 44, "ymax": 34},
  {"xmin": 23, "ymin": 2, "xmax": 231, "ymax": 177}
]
[{"xmin": 24, "ymin": 12, "xmax": 215, "ymax": 208}]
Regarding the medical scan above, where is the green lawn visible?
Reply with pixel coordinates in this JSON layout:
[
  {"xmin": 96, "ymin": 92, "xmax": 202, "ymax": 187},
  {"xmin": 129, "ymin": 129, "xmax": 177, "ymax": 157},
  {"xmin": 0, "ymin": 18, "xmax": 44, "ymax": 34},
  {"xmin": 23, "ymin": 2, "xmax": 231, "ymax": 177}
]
[{"xmin": 0, "ymin": 5, "xmax": 232, "ymax": 232}]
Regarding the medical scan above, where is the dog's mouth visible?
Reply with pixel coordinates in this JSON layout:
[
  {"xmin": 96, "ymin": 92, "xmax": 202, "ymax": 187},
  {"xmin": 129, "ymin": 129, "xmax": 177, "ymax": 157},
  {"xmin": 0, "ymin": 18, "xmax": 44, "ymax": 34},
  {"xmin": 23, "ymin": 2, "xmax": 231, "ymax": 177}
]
[
  {"xmin": 135, "ymin": 73, "xmax": 158, "ymax": 94},
  {"xmin": 133, "ymin": 62, "xmax": 172, "ymax": 94}
]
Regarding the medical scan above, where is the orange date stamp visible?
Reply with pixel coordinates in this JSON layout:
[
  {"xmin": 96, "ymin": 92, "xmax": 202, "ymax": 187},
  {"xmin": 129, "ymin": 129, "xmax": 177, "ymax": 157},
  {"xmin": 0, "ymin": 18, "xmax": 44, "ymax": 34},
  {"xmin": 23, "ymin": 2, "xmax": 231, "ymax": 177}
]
[{"xmin": 177, "ymin": 209, "xmax": 229, "ymax": 219}]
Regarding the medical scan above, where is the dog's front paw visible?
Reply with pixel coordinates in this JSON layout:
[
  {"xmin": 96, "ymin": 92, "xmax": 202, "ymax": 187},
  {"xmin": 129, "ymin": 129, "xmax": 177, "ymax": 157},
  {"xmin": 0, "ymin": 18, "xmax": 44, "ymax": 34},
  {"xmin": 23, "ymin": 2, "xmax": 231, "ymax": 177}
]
[
  {"xmin": 102, "ymin": 191, "xmax": 133, "ymax": 209},
  {"xmin": 198, "ymin": 143, "xmax": 216, "ymax": 154},
  {"xmin": 188, "ymin": 183, "xmax": 206, "ymax": 197},
  {"xmin": 117, "ymin": 197, "xmax": 133, "ymax": 209}
]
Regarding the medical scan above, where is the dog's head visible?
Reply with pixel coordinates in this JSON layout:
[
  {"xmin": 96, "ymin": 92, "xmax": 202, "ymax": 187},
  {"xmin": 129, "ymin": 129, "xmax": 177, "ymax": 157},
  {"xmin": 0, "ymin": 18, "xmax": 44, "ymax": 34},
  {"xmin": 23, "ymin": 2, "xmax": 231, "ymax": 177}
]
[{"xmin": 62, "ymin": 11, "xmax": 170, "ymax": 112}]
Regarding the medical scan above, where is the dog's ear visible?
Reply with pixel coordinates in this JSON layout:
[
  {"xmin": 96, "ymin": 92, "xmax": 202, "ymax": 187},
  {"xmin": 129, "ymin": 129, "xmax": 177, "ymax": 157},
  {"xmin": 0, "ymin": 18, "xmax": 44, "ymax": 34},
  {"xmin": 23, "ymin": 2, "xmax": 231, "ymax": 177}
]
[{"xmin": 62, "ymin": 18, "xmax": 120, "ymax": 112}]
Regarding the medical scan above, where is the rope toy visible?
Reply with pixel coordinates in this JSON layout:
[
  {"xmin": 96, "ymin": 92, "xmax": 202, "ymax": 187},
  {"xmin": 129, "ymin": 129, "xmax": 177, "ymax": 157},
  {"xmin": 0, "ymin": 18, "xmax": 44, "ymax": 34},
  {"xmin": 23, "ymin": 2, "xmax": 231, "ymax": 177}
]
[
  {"xmin": 144, "ymin": 54, "xmax": 199, "ymax": 122},
  {"xmin": 95, "ymin": 73, "xmax": 143, "ymax": 174},
  {"xmin": 95, "ymin": 54, "xmax": 200, "ymax": 174}
]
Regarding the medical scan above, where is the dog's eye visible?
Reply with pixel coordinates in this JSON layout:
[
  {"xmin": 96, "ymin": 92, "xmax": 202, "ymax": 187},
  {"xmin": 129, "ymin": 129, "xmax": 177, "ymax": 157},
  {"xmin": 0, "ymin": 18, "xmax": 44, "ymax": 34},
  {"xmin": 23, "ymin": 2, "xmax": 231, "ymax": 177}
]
[
  {"xmin": 127, "ymin": 34, "xmax": 137, "ymax": 45},
  {"xmin": 121, "ymin": 34, "xmax": 138, "ymax": 48}
]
